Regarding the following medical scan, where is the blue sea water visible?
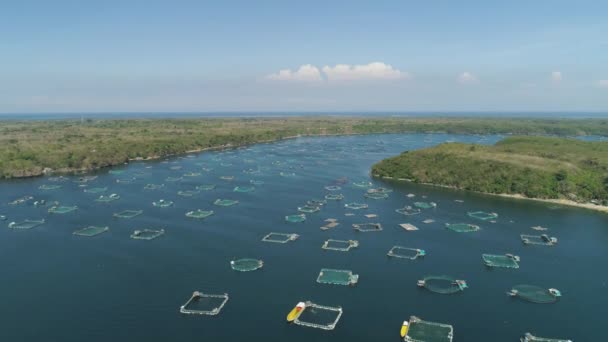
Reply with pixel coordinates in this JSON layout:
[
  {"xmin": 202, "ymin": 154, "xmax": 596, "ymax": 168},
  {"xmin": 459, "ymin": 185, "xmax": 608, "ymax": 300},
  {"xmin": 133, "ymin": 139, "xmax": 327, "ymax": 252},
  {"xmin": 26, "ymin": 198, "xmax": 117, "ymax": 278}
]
[{"xmin": 0, "ymin": 133, "xmax": 605, "ymax": 341}]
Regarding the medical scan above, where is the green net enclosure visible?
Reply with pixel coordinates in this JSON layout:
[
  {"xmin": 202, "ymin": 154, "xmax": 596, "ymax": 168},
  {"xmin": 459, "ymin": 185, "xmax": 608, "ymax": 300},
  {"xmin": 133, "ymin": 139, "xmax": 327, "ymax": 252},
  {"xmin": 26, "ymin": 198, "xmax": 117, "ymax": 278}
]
[
  {"xmin": 467, "ymin": 211, "xmax": 498, "ymax": 221},
  {"xmin": 214, "ymin": 199, "xmax": 239, "ymax": 206},
  {"xmin": 445, "ymin": 223, "xmax": 480, "ymax": 233},
  {"xmin": 285, "ymin": 214, "xmax": 307, "ymax": 223},
  {"xmin": 418, "ymin": 276, "xmax": 468, "ymax": 294},
  {"xmin": 262, "ymin": 232, "xmax": 300, "ymax": 243},
  {"xmin": 396, "ymin": 206, "xmax": 421, "ymax": 216},
  {"xmin": 353, "ymin": 223, "xmax": 382, "ymax": 232},
  {"xmin": 8, "ymin": 219, "xmax": 45, "ymax": 230},
  {"xmin": 180, "ymin": 291, "xmax": 229, "ymax": 316},
  {"xmin": 96, "ymin": 194, "xmax": 120, "ymax": 202},
  {"xmin": 405, "ymin": 316, "xmax": 454, "ymax": 342},
  {"xmin": 177, "ymin": 190, "xmax": 200, "ymax": 197},
  {"xmin": 317, "ymin": 269, "xmax": 359, "ymax": 286},
  {"xmin": 48, "ymin": 205, "xmax": 78, "ymax": 214},
  {"xmin": 39, "ymin": 184, "xmax": 62, "ymax": 190},
  {"xmin": 144, "ymin": 183, "xmax": 164, "ymax": 190},
  {"xmin": 365, "ymin": 192, "xmax": 389, "ymax": 199},
  {"xmin": 84, "ymin": 187, "xmax": 107, "ymax": 193},
  {"xmin": 324, "ymin": 185, "xmax": 341, "ymax": 191},
  {"xmin": 521, "ymin": 332, "xmax": 572, "ymax": 342},
  {"xmin": 113, "ymin": 210, "xmax": 143, "ymax": 219},
  {"xmin": 298, "ymin": 205, "xmax": 320, "ymax": 213},
  {"xmin": 322, "ymin": 239, "xmax": 359, "ymax": 252},
  {"xmin": 233, "ymin": 186, "xmax": 255, "ymax": 193},
  {"xmin": 414, "ymin": 202, "xmax": 437, "ymax": 209},
  {"xmin": 130, "ymin": 228, "xmax": 165, "ymax": 240},
  {"xmin": 482, "ymin": 254, "xmax": 520, "ymax": 268},
  {"xmin": 325, "ymin": 194, "xmax": 344, "ymax": 201},
  {"xmin": 521, "ymin": 234, "xmax": 558, "ymax": 246},
  {"xmin": 353, "ymin": 181, "xmax": 372, "ymax": 188},
  {"xmin": 73, "ymin": 226, "xmax": 109, "ymax": 237},
  {"xmin": 186, "ymin": 210, "xmax": 214, "ymax": 219},
  {"xmin": 387, "ymin": 246, "xmax": 426, "ymax": 260},
  {"xmin": 508, "ymin": 285, "xmax": 561, "ymax": 304},
  {"xmin": 293, "ymin": 301, "xmax": 343, "ymax": 330},
  {"xmin": 153, "ymin": 199, "xmax": 174, "ymax": 207},
  {"xmin": 196, "ymin": 184, "xmax": 216, "ymax": 191},
  {"xmin": 230, "ymin": 258, "xmax": 264, "ymax": 272},
  {"xmin": 345, "ymin": 203, "xmax": 368, "ymax": 210}
]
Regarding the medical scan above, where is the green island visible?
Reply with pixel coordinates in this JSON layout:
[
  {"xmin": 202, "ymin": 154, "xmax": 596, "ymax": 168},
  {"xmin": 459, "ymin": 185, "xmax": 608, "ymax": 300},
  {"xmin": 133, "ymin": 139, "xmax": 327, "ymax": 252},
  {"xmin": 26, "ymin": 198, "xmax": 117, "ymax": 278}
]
[
  {"xmin": 372, "ymin": 136, "xmax": 608, "ymax": 206},
  {"xmin": 2, "ymin": 116, "xmax": 608, "ymax": 179}
]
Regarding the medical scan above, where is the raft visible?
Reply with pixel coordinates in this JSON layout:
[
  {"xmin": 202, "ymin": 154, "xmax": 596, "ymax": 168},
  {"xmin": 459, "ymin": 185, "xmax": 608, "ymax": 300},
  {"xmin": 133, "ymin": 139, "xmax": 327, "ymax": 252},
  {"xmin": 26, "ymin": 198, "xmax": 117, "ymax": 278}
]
[{"xmin": 287, "ymin": 302, "xmax": 306, "ymax": 322}]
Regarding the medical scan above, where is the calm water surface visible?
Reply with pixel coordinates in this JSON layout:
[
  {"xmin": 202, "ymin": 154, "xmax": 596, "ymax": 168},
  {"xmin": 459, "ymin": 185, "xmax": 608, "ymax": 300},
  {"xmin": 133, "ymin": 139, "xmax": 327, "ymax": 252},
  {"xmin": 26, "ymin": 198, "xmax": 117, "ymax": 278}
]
[{"xmin": 0, "ymin": 134, "xmax": 605, "ymax": 341}]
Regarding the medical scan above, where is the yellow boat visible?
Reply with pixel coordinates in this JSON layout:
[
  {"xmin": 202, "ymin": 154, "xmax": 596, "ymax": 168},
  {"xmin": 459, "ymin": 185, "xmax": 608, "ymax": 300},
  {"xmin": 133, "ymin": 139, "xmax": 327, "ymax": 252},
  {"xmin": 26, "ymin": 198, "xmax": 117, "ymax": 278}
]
[
  {"xmin": 287, "ymin": 302, "xmax": 306, "ymax": 322},
  {"xmin": 400, "ymin": 320, "xmax": 409, "ymax": 338}
]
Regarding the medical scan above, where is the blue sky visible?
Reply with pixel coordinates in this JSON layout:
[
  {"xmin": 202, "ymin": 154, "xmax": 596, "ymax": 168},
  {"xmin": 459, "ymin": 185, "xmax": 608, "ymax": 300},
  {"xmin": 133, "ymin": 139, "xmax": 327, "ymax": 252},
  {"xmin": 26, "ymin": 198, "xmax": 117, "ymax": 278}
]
[{"xmin": 1, "ymin": 0, "xmax": 607, "ymax": 113}]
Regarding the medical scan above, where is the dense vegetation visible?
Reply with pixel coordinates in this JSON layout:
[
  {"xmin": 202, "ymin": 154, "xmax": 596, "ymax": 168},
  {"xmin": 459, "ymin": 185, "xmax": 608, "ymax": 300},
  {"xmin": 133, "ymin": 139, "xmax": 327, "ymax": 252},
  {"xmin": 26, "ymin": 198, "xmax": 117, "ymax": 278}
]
[
  {"xmin": 372, "ymin": 136, "xmax": 608, "ymax": 203},
  {"xmin": 3, "ymin": 116, "xmax": 608, "ymax": 179}
]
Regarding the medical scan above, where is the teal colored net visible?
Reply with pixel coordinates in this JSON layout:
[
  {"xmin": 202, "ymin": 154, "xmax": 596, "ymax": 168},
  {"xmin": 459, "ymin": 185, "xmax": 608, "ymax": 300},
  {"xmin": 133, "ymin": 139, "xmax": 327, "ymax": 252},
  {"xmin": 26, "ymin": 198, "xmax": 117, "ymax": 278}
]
[
  {"xmin": 353, "ymin": 223, "xmax": 382, "ymax": 232},
  {"xmin": 364, "ymin": 192, "xmax": 388, "ymax": 199},
  {"xmin": 521, "ymin": 332, "xmax": 572, "ymax": 342},
  {"xmin": 387, "ymin": 246, "xmax": 426, "ymax": 260},
  {"xmin": 96, "ymin": 194, "xmax": 120, "ymax": 202},
  {"xmin": 113, "ymin": 210, "xmax": 143, "ymax": 219},
  {"xmin": 298, "ymin": 205, "xmax": 320, "ymax": 213},
  {"xmin": 508, "ymin": 285, "xmax": 561, "ymax": 304},
  {"xmin": 285, "ymin": 214, "xmax": 306, "ymax": 223},
  {"xmin": 482, "ymin": 254, "xmax": 520, "ymax": 268},
  {"xmin": 73, "ymin": 226, "xmax": 109, "ymax": 237},
  {"xmin": 396, "ymin": 206, "xmax": 421, "ymax": 216},
  {"xmin": 405, "ymin": 316, "xmax": 454, "ymax": 342},
  {"xmin": 153, "ymin": 199, "xmax": 174, "ymax": 207},
  {"xmin": 177, "ymin": 190, "xmax": 200, "ymax": 197},
  {"xmin": 186, "ymin": 210, "xmax": 214, "ymax": 219},
  {"xmin": 8, "ymin": 219, "xmax": 45, "ymax": 230},
  {"xmin": 84, "ymin": 187, "xmax": 108, "ymax": 194},
  {"xmin": 293, "ymin": 301, "xmax": 343, "ymax": 331},
  {"xmin": 196, "ymin": 184, "xmax": 216, "ymax": 191},
  {"xmin": 39, "ymin": 184, "xmax": 61, "ymax": 190},
  {"xmin": 344, "ymin": 203, "xmax": 368, "ymax": 210},
  {"xmin": 234, "ymin": 186, "xmax": 255, "ymax": 193},
  {"xmin": 180, "ymin": 291, "xmax": 229, "ymax": 316},
  {"xmin": 130, "ymin": 228, "xmax": 165, "ymax": 240},
  {"xmin": 214, "ymin": 199, "xmax": 239, "ymax": 206},
  {"xmin": 419, "ymin": 276, "xmax": 468, "ymax": 294},
  {"xmin": 230, "ymin": 258, "xmax": 264, "ymax": 272},
  {"xmin": 317, "ymin": 269, "xmax": 359, "ymax": 286},
  {"xmin": 144, "ymin": 183, "xmax": 164, "ymax": 190},
  {"xmin": 352, "ymin": 181, "xmax": 372, "ymax": 188},
  {"xmin": 325, "ymin": 194, "xmax": 344, "ymax": 201},
  {"xmin": 445, "ymin": 223, "xmax": 480, "ymax": 233},
  {"xmin": 467, "ymin": 211, "xmax": 498, "ymax": 221},
  {"xmin": 322, "ymin": 239, "xmax": 359, "ymax": 252},
  {"xmin": 414, "ymin": 202, "xmax": 436, "ymax": 209},
  {"xmin": 48, "ymin": 205, "xmax": 78, "ymax": 214},
  {"xmin": 521, "ymin": 234, "xmax": 558, "ymax": 246},
  {"xmin": 262, "ymin": 232, "xmax": 299, "ymax": 243}
]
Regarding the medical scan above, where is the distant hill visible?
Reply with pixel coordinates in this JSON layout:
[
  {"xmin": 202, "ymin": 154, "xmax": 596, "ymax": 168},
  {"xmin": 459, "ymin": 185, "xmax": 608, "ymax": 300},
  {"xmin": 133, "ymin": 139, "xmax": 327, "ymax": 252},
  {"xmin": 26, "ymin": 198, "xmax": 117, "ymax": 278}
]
[{"xmin": 372, "ymin": 136, "xmax": 608, "ymax": 204}]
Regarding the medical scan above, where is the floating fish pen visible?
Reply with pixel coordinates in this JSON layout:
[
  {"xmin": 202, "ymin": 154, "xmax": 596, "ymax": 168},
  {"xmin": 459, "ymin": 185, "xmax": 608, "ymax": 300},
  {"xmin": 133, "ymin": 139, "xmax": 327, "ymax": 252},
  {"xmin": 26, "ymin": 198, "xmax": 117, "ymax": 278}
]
[
  {"xmin": 213, "ymin": 199, "xmax": 239, "ymax": 207},
  {"xmin": 521, "ymin": 234, "xmax": 558, "ymax": 246},
  {"xmin": 186, "ymin": 210, "xmax": 214, "ymax": 219},
  {"xmin": 262, "ymin": 232, "xmax": 299, "ymax": 243},
  {"xmin": 467, "ymin": 211, "xmax": 498, "ymax": 221},
  {"xmin": 521, "ymin": 332, "xmax": 572, "ymax": 342},
  {"xmin": 177, "ymin": 190, "xmax": 200, "ymax": 197},
  {"xmin": 9, "ymin": 196, "xmax": 33, "ymax": 205},
  {"xmin": 113, "ymin": 210, "xmax": 143, "ymax": 219},
  {"xmin": 8, "ymin": 219, "xmax": 45, "ymax": 230},
  {"xmin": 196, "ymin": 184, "xmax": 216, "ymax": 191},
  {"xmin": 285, "ymin": 214, "xmax": 306, "ymax": 223},
  {"xmin": 169, "ymin": 165, "xmax": 182, "ymax": 170},
  {"xmin": 352, "ymin": 222, "xmax": 382, "ymax": 232},
  {"xmin": 404, "ymin": 316, "xmax": 454, "ymax": 342},
  {"xmin": 130, "ymin": 228, "xmax": 165, "ymax": 240},
  {"xmin": 180, "ymin": 291, "xmax": 229, "ymax": 316},
  {"xmin": 74, "ymin": 176, "xmax": 98, "ymax": 183},
  {"xmin": 165, "ymin": 176, "xmax": 183, "ymax": 182},
  {"xmin": 115, "ymin": 178, "xmax": 135, "ymax": 184},
  {"xmin": 144, "ymin": 183, "xmax": 164, "ymax": 190},
  {"xmin": 0, "ymin": 215, "xmax": 6, "ymax": 221},
  {"xmin": 344, "ymin": 203, "xmax": 368, "ymax": 210},
  {"xmin": 250, "ymin": 180, "xmax": 264, "ymax": 185},
  {"xmin": 423, "ymin": 219, "xmax": 435, "ymax": 224},
  {"xmin": 418, "ymin": 276, "xmax": 468, "ymax": 294},
  {"xmin": 96, "ymin": 194, "xmax": 120, "ymax": 202},
  {"xmin": 445, "ymin": 223, "xmax": 480, "ymax": 233},
  {"xmin": 414, "ymin": 202, "xmax": 436, "ymax": 209},
  {"xmin": 242, "ymin": 168, "xmax": 260, "ymax": 174},
  {"xmin": 39, "ymin": 184, "xmax": 61, "ymax": 190},
  {"xmin": 367, "ymin": 187, "xmax": 392, "ymax": 194},
  {"xmin": 109, "ymin": 170, "xmax": 125, "ymax": 175},
  {"xmin": 48, "ymin": 205, "xmax": 78, "ymax": 214},
  {"xmin": 364, "ymin": 192, "xmax": 388, "ymax": 199},
  {"xmin": 387, "ymin": 246, "xmax": 426, "ymax": 260},
  {"xmin": 482, "ymin": 254, "xmax": 520, "ymax": 269},
  {"xmin": 292, "ymin": 301, "xmax": 343, "ymax": 331},
  {"xmin": 230, "ymin": 258, "xmax": 264, "ymax": 272},
  {"xmin": 352, "ymin": 181, "xmax": 372, "ymax": 188},
  {"xmin": 73, "ymin": 226, "xmax": 109, "ymax": 237},
  {"xmin": 322, "ymin": 239, "xmax": 359, "ymax": 251},
  {"xmin": 307, "ymin": 199, "xmax": 326, "ymax": 207},
  {"xmin": 317, "ymin": 269, "xmax": 359, "ymax": 286},
  {"xmin": 183, "ymin": 172, "xmax": 201, "ymax": 177},
  {"xmin": 325, "ymin": 194, "xmax": 344, "ymax": 201},
  {"xmin": 233, "ymin": 186, "xmax": 255, "ymax": 193},
  {"xmin": 396, "ymin": 206, "xmax": 421, "ymax": 216},
  {"xmin": 324, "ymin": 185, "xmax": 341, "ymax": 191},
  {"xmin": 220, "ymin": 176, "xmax": 235, "ymax": 181},
  {"xmin": 508, "ymin": 285, "xmax": 561, "ymax": 304},
  {"xmin": 84, "ymin": 187, "xmax": 107, "ymax": 194},
  {"xmin": 153, "ymin": 199, "xmax": 174, "ymax": 207},
  {"xmin": 298, "ymin": 205, "xmax": 320, "ymax": 213}
]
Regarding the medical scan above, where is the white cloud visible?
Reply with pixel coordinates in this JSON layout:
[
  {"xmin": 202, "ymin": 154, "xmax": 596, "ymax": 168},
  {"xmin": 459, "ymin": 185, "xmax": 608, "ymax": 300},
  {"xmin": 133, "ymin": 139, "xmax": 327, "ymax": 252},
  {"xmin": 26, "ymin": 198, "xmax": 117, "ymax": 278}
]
[
  {"xmin": 266, "ymin": 64, "xmax": 322, "ymax": 82},
  {"xmin": 598, "ymin": 80, "xmax": 608, "ymax": 88},
  {"xmin": 458, "ymin": 72, "xmax": 478, "ymax": 84},
  {"xmin": 551, "ymin": 71, "xmax": 562, "ymax": 82},
  {"xmin": 321, "ymin": 62, "xmax": 406, "ymax": 81}
]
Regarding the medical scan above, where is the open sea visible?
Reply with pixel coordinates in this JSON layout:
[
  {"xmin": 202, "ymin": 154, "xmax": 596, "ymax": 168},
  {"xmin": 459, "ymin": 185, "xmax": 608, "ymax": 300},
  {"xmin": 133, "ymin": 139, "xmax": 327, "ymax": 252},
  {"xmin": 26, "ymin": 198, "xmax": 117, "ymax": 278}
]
[{"xmin": 0, "ymin": 133, "xmax": 605, "ymax": 341}]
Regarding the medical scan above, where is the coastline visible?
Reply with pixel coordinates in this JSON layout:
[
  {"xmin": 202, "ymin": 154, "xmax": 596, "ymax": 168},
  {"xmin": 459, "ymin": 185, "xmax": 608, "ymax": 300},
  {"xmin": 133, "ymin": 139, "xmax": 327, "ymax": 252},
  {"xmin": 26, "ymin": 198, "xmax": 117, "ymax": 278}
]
[{"xmin": 376, "ymin": 175, "xmax": 608, "ymax": 214}]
